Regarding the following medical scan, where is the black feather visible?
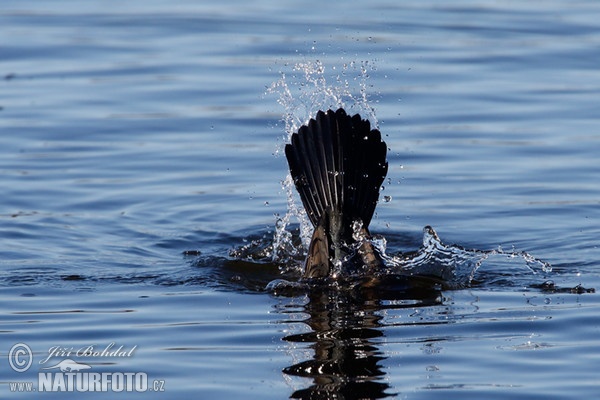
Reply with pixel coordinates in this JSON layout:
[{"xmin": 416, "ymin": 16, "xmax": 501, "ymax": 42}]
[{"xmin": 285, "ymin": 108, "xmax": 388, "ymax": 231}]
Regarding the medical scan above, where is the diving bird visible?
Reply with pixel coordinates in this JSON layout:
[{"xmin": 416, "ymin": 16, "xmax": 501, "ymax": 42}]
[{"xmin": 285, "ymin": 108, "xmax": 389, "ymax": 278}]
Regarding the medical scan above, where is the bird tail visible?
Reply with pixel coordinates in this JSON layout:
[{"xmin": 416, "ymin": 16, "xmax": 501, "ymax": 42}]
[{"xmin": 285, "ymin": 108, "xmax": 388, "ymax": 277}]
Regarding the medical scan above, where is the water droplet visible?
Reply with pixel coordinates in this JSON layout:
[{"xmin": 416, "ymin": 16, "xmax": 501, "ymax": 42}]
[{"xmin": 351, "ymin": 219, "xmax": 365, "ymax": 241}]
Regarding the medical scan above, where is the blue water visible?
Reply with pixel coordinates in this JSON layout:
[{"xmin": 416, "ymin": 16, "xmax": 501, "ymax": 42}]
[{"xmin": 1, "ymin": 1, "xmax": 599, "ymax": 398}]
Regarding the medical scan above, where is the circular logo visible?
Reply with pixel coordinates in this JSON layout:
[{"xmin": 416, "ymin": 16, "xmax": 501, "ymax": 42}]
[{"xmin": 8, "ymin": 343, "xmax": 33, "ymax": 373}]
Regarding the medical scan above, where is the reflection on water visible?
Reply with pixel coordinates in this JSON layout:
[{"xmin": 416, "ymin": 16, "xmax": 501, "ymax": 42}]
[
  {"xmin": 225, "ymin": 221, "xmax": 586, "ymax": 399},
  {"xmin": 279, "ymin": 281, "xmax": 443, "ymax": 399}
]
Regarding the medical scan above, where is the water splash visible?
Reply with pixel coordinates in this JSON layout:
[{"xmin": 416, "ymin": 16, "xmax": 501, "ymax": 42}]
[
  {"xmin": 267, "ymin": 59, "xmax": 378, "ymax": 258},
  {"xmin": 381, "ymin": 226, "xmax": 552, "ymax": 289},
  {"xmin": 261, "ymin": 60, "xmax": 556, "ymax": 294},
  {"xmin": 271, "ymin": 174, "xmax": 312, "ymax": 263},
  {"xmin": 267, "ymin": 59, "xmax": 378, "ymax": 137},
  {"xmin": 265, "ymin": 225, "xmax": 554, "ymax": 293}
]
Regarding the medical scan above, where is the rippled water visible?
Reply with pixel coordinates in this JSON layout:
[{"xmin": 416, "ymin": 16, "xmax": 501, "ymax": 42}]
[{"xmin": 1, "ymin": 1, "xmax": 599, "ymax": 399}]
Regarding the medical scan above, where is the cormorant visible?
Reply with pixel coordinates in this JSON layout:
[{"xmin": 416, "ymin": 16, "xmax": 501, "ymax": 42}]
[{"xmin": 285, "ymin": 108, "xmax": 388, "ymax": 278}]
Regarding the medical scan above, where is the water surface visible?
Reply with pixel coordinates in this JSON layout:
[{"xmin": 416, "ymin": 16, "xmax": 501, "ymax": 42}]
[{"xmin": 1, "ymin": 1, "xmax": 599, "ymax": 399}]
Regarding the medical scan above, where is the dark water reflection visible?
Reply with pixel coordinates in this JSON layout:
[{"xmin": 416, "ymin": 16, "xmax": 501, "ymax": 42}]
[{"xmin": 281, "ymin": 280, "xmax": 443, "ymax": 399}]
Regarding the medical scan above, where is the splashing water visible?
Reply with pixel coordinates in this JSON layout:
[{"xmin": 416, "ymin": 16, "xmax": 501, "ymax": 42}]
[
  {"xmin": 380, "ymin": 226, "xmax": 552, "ymax": 289},
  {"xmin": 271, "ymin": 175, "xmax": 311, "ymax": 271},
  {"xmin": 267, "ymin": 59, "xmax": 378, "ymax": 137},
  {"xmin": 267, "ymin": 60, "xmax": 379, "ymax": 258},
  {"xmin": 265, "ymin": 225, "xmax": 553, "ymax": 294},
  {"xmin": 260, "ymin": 60, "xmax": 554, "ymax": 293}
]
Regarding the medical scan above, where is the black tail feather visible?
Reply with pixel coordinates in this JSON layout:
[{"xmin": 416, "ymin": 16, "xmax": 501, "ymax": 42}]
[{"xmin": 285, "ymin": 108, "xmax": 388, "ymax": 231}]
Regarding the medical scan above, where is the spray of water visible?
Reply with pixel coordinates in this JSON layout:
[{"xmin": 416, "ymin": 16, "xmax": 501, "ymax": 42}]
[
  {"xmin": 379, "ymin": 226, "xmax": 552, "ymax": 289},
  {"xmin": 267, "ymin": 59, "xmax": 379, "ymax": 261},
  {"xmin": 262, "ymin": 60, "xmax": 553, "ymax": 291}
]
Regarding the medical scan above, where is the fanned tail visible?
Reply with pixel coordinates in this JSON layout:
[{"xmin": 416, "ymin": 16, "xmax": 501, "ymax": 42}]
[{"xmin": 285, "ymin": 108, "xmax": 388, "ymax": 277}]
